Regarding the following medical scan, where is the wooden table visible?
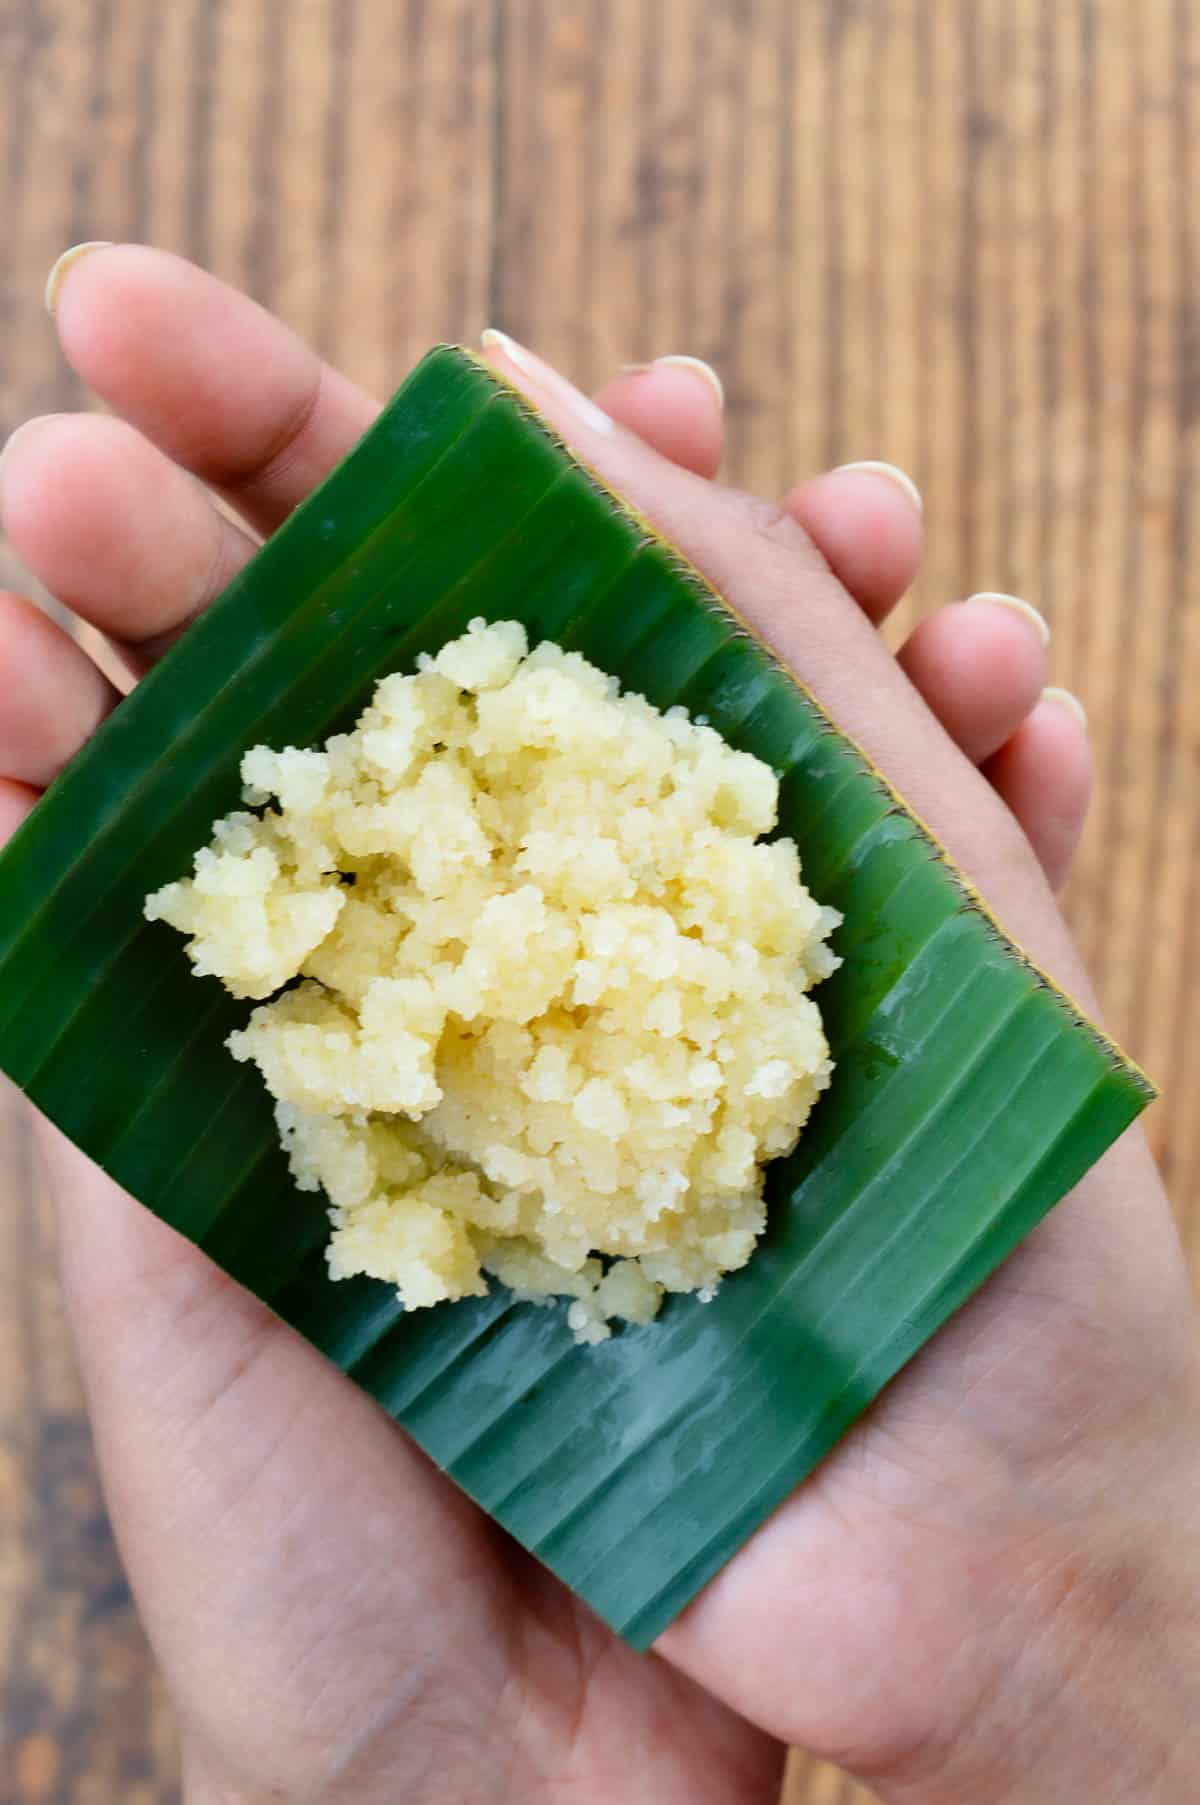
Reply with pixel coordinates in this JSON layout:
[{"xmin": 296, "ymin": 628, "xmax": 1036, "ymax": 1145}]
[{"xmin": 1, "ymin": 5, "xmax": 1196, "ymax": 1800}]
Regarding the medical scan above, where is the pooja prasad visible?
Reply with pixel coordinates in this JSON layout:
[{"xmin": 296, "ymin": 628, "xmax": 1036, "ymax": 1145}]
[{"xmin": 145, "ymin": 620, "xmax": 840, "ymax": 1342}]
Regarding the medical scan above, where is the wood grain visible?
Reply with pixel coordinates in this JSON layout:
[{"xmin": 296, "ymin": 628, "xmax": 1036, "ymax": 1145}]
[{"xmin": 0, "ymin": 4, "xmax": 1196, "ymax": 1801}]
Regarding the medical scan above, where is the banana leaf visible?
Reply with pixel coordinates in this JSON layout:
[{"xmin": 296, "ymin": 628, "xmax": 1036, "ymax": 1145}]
[{"xmin": 0, "ymin": 348, "xmax": 1153, "ymax": 1647}]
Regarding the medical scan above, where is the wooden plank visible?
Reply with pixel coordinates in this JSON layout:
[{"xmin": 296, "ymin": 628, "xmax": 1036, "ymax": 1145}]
[{"xmin": 0, "ymin": 3, "xmax": 1196, "ymax": 1801}]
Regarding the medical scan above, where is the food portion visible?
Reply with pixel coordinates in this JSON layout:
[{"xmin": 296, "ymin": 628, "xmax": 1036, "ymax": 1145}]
[{"xmin": 145, "ymin": 620, "xmax": 839, "ymax": 1342}]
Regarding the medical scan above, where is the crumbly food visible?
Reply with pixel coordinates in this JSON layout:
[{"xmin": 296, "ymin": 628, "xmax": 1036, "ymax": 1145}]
[{"xmin": 145, "ymin": 620, "xmax": 839, "ymax": 1342}]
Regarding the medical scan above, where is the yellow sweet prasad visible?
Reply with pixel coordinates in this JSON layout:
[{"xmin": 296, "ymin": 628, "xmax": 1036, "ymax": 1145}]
[{"xmin": 145, "ymin": 621, "xmax": 839, "ymax": 1342}]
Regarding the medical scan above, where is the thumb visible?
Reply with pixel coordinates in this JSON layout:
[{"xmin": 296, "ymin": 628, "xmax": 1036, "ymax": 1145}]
[{"xmin": 478, "ymin": 329, "xmax": 1083, "ymax": 996}]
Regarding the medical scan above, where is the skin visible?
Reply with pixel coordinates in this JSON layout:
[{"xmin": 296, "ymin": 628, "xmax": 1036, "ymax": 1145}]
[{"xmin": 1, "ymin": 246, "xmax": 1195, "ymax": 1804}]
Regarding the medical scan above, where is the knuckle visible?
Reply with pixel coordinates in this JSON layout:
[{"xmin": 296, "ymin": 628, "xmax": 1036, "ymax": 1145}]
[{"xmin": 735, "ymin": 491, "xmax": 828, "ymax": 575}]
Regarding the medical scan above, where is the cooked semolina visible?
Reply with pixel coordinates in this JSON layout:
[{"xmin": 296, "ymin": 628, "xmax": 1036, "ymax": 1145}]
[{"xmin": 145, "ymin": 620, "xmax": 839, "ymax": 1343}]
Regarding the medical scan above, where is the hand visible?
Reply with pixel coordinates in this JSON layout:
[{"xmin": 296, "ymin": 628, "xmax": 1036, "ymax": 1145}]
[{"xmin": 1, "ymin": 246, "xmax": 1194, "ymax": 1804}]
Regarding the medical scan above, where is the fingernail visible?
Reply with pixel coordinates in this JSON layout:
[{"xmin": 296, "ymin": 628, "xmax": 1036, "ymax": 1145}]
[
  {"xmin": 44, "ymin": 241, "xmax": 113, "ymax": 316},
  {"xmin": 1042, "ymin": 685, "xmax": 1088, "ymax": 730},
  {"xmin": 965, "ymin": 591, "xmax": 1051, "ymax": 647},
  {"xmin": 480, "ymin": 327, "xmax": 614, "ymax": 434},
  {"xmin": 651, "ymin": 355, "xmax": 725, "ymax": 406},
  {"xmin": 833, "ymin": 460, "xmax": 923, "ymax": 515}
]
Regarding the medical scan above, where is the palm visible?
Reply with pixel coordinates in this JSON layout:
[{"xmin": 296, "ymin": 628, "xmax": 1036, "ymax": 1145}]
[
  {"xmin": 6, "ymin": 246, "xmax": 1192, "ymax": 1803},
  {"xmin": 38, "ymin": 1137, "xmax": 776, "ymax": 1803},
  {"xmin": 664, "ymin": 1209, "xmax": 1193, "ymax": 1773},
  {"xmin": 39, "ymin": 1121, "xmax": 1186, "ymax": 1803}
]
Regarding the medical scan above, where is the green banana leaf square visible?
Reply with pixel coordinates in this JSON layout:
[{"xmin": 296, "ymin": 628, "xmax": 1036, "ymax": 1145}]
[{"xmin": 0, "ymin": 349, "xmax": 1152, "ymax": 1647}]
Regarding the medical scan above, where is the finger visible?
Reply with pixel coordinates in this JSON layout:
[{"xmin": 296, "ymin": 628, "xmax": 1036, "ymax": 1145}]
[
  {"xmin": 0, "ymin": 778, "xmax": 39, "ymax": 845},
  {"xmin": 0, "ymin": 413, "xmax": 256, "ymax": 668},
  {"xmin": 593, "ymin": 356, "xmax": 725, "ymax": 477},
  {"xmin": 48, "ymin": 243, "xmax": 379, "ymax": 535},
  {"xmin": 983, "ymin": 690, "xmax": 1092, "ymax": 891},
  {"xmin": 783, "ymin": 462, "xmax": 924, "ymax": 624},
  {"xmin": 0, "ymin": 387, "xmax": 721, "ymax": 683},
  {"xmin": 49, "ymin": 246, "xmax": 723, "ymax": 542},
  {"xmin": 0, "ymin": 592, "xmax": 119, "ymax": 783},
  {"xmin": 897, "ymin": 594, "xmax": 1049, "ymax": 766}
]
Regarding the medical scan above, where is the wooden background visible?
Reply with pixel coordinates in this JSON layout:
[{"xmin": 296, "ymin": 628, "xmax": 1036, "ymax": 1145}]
[{"xmin": 1, "ymin": 2, "xmax": 1196, "ymax": 1800}]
